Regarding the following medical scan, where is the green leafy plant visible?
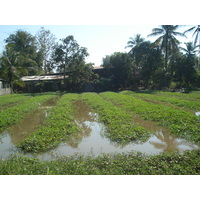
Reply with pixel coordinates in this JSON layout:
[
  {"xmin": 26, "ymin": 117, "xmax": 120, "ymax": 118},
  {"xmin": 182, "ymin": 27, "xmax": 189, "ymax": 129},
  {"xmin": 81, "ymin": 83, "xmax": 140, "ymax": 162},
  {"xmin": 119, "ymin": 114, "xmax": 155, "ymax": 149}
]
[
  {"xmin": 100, "ymin": 91, "xmax": 200, "ymax": 142},
  {"xmin": 18, "ymin": 93, "xmax": 80, "ymax": 152},
  {"xmin": 80, "ymin": 92, "xmax": 151, "ymax": 143}
]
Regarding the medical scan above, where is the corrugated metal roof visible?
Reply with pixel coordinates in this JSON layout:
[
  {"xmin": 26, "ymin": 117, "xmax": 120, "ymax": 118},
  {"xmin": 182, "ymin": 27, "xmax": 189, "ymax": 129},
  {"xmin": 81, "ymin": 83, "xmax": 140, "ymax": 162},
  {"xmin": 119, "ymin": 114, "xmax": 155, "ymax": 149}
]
[
  {"xmin": 21, "ymin": 74, "xmax": 66, "ymax": 82},
  {"xmin": 93, "ymin": 66, "xmax": 104, "ymax": 70}
]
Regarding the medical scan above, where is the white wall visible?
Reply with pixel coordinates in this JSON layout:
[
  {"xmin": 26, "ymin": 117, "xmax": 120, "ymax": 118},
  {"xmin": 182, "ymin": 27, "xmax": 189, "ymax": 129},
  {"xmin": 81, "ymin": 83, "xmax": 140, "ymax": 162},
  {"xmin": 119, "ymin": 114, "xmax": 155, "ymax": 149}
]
[{"xmin": 0, "ymin": 88, "xmax": 11, "ymax": 96}]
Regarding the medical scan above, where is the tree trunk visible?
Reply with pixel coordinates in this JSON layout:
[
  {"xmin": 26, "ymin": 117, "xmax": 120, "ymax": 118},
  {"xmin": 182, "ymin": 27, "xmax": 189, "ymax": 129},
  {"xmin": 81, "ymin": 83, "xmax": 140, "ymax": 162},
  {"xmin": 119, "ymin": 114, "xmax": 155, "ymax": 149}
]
[
  {"xmin": 165, "ymin": 34, "xmax": 168, "ymax": 72},
  {"xmin": 64, "ymin": 63, "xmax": 67, "ymax": 89}
]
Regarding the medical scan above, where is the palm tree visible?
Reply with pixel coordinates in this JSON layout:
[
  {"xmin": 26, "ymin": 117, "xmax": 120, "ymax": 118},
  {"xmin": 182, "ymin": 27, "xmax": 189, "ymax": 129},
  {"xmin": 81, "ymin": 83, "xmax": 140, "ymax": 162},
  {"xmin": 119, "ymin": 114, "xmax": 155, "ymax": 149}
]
[
  {"xmin": 125, "ymin": 34, "xmax": 145, "ymax": 68},
  {"xmin": 0, "ymin": 45, "xmax": 27, "ymax": 92},
  {"xmin": 148, "ymin": 25, "xmax": 186, "ymax": 72},
  {"xmin": 180, "ymin": 42, "xmax": 198, "ymax": 58},
  {"xmin": 184, "ymin": 25, "xmax": 200, "ymax": 69},
  {"xmin": 184, "ymin": 25, "xmax": 200, "ymax": 48},
  {"xmin": 125, "ymin": 34, "xmax": 145, "ymax": 53}
]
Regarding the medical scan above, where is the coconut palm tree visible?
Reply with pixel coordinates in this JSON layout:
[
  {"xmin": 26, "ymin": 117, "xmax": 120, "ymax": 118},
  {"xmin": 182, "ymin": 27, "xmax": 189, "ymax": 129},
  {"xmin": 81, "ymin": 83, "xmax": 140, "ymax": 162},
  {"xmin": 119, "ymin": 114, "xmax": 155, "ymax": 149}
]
[
  {"xmin": 184, "ymin": 25, "xmax": 200, "ymax": 48},
  {"xmin": 148, "ymin": 25, "xmax": 186, "ymax": 72},
  {"xmin": 180, "ymin": 42, "xmax": 198, "ymax": 58},
  {"xmin": 184, "ymin": 25, "xmax": 200, "ymax": 69},
  {"xmin": 125, "ymin": 34, "xmax": 145, "ymax": 53},
  {"xmin": 0, "ymin": 45, "xmax": 27, "ymax": 92},
  {"xmin": 125, "ymin": 34, "xmax": 145, "ymax": 68}
]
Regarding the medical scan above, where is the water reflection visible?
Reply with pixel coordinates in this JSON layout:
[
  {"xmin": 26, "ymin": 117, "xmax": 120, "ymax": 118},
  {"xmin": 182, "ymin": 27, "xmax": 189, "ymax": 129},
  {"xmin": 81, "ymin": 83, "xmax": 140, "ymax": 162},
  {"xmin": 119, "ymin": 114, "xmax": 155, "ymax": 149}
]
[
  {"xmin": 8, "ymin": 97, "xmax": 58, "ymax": 144},
  {"xmin": 195, "ymin": 111, "xmax": 200, "ymax": 116},
  {"xmin": 149, "ymin": 131, "xmax": 185, "ymax": 152},
  {"xmin": 1, "ymin": 99, "xmax": 200, "ymax": 160},
  {"xmin": 35, "ymin": 101, "xmax": 200, "ymax": 160}
]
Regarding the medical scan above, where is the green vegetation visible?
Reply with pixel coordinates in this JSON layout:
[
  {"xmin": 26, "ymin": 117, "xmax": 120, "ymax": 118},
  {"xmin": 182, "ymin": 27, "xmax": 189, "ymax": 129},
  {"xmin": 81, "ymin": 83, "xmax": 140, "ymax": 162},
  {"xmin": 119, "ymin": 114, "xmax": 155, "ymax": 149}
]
[
  {"xmin": 0, "ymin": 150, "xmax": 200, "ymax": 175},
  {"xmin": 0, "ymin": 93, "xmax": 30, "ymax": 109},
  {"xmin": 1, "ymin": 25, "xmax": 200, "ymax": 93},
  {"xmin": 18, "ymin": 93, "xmax": 80, "ymax": 152},
  {"xmin": 121, "ymin": 90, "xmax": 200, "ymax": 111},
  {"xmin": 0, "ymin": 94, "xmax": 55, "ymax": 132},
  {"xmin": 81, "ymin": 92, "xmax": 151, "ymax": 143},
  {"xmin": 155, "ymin": 91, "xmax": 200, "ymax": 101},
  {"xmin": 100, "ymin": 91, "xmax": 200, "ymax": 142},
  {"xmin": 0, "ymin": 92, "xmax": 200, "ymax": 175}
]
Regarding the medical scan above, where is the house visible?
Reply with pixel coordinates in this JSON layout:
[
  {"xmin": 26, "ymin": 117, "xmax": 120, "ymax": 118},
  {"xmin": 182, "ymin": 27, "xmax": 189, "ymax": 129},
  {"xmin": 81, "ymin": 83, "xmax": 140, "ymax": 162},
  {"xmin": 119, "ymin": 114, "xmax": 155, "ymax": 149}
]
[{"xmin": 20, "ymin": 73, "xmax": 66, "ymax": 93}]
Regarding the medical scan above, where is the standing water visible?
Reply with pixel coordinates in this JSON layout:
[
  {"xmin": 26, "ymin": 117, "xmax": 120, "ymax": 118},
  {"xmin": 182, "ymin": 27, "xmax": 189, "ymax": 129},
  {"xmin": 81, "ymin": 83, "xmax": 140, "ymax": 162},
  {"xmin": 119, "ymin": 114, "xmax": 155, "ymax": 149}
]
[
  {"xmin": 36, "ymin": 101, "xmax": 200, "ymax": 160},
  {"xmin": 0, "ymin": 99, "xmax": 200, "ymax": 160},
  {"xmin": 0, "ymin": 97, "xmax": 58, "ymax": 159}
]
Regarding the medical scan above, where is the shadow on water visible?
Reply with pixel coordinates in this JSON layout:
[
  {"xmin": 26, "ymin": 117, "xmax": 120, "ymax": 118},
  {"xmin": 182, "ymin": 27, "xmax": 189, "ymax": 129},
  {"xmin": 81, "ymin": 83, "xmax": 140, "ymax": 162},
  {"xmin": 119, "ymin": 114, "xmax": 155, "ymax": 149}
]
[{"xmin": 1, "ymin": 98, "xmax": 200, "ymax": 160}]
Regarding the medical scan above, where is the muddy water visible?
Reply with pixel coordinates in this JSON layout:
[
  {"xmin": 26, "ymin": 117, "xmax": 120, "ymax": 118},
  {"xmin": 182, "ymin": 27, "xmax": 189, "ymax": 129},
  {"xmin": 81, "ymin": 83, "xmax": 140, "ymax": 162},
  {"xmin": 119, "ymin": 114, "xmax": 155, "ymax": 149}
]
[
  {"xmin": 35, "ymin": 100, "xmax": 200, "ymax": 160},
  {"xmin": 0, "ymin": 98, "xmax": 200, "ymax": 160},
  {"xmin": 0, "ymin": 97, "xmax": 58, "ymax": 158}
]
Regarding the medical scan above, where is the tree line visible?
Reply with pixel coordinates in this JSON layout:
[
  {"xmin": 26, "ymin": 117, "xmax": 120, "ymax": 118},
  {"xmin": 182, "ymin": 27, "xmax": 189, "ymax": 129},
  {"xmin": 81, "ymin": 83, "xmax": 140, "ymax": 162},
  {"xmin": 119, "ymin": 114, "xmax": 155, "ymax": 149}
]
[
  {"xmin": 101, "ymin": 25, "xmax": 200, "ymax": 91},
  {"xmin": 0, "ymin": 27, "xmax": 95, "ymax": 92},
  {"xmin": 0, "ymin": 25, "xmax": 200, "ymax": 92}
]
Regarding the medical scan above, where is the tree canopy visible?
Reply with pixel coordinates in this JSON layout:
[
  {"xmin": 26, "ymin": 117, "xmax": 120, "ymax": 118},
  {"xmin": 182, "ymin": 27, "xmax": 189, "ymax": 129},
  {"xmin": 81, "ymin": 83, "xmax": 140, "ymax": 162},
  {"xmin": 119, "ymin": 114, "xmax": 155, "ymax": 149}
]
[{"xmin": 0, "ymin": 25, "xmax": 200, "ymax": 92}]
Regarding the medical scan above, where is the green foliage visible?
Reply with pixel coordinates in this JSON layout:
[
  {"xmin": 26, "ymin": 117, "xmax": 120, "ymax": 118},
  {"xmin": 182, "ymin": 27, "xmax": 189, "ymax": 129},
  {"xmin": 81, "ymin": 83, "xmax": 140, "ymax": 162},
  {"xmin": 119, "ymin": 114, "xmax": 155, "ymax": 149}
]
[
  {"xmin": 102, "ymin": 52, "xmax": 134, "ymax": 89},
  {"xmin": 0, "ymin": 150, "xmax": 200, "ymax": 175},
  {"xmin": 0, "ymin": 94, "xmax": 55, "ymax": 132},
  {"xmin": 81, "ymin": 92, "xmax": 151, "ymax": 143},
  {"xmin": 102, "ymin": 91, "xmax": 200, "ymax": 142},
  {"xmin": 126, "ymin": 91, "xmax": 200, "ymax": 111},
  {"xmin": 0, "ymin": 94, "xmax": 30, "ymax": 110},
  {"xmin": 52, "ymin": 35, "xmax": 93, "ymax": 90},
  {"xmin": 148, "ymin": 25, "xmax": 186, "ymax": 72},
  {"xmin": 4, "ymin": 30, "xmax": 40, "ymax": 75},
  {"xmin": 36, "ymin": 27, "xmax": 56, "ymax": 74},
  {"xmin": 18, "ymin": 93, "xmax": 80, "ymax": 152}
]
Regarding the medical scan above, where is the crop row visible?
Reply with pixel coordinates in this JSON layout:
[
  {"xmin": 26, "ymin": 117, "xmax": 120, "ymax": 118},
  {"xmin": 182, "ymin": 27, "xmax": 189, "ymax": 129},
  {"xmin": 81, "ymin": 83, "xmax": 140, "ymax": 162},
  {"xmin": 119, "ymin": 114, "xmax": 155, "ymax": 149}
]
[
  {"xmin": 121, "ymin": 90, "xmax": 200, "ymax": 112},
  {"xmin": 80, "ymin": 92, "xmax": 151, "ymax": 143},
  {"xmin": 0, "ymin": 94, "xmax": 55, "ymax": 132},
  {"xmin": 18, "ymin": 93, "xmax": 80, "ymax": 152},
  {"xmin": 154, "ymin": 91, "xmax": 200, "ymax": 101},
  {"xmin": 100, "ymin": 92, "xmax": 200, "ymax": 142},
  {"xmin": 0, "ymin": 94, "xmax": 31, "ymax": 109},
  {"xmin": 1, "ymin": 149, "xmax": 200, "ymax": 174}
]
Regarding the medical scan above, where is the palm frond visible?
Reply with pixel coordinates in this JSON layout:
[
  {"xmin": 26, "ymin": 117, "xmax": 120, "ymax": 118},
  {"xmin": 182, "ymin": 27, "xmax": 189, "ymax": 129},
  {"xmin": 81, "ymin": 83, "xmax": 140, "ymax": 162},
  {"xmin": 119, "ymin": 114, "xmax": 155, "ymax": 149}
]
[
  {"xmin": 194, "ymin": 34, "xmax": 199, "ymax": 46},
  {"xmin": 173, "ymin": 31, "xmax": 187, "ymax": 38},
  {"xmin": 152, "ymin": 36, "xmax": 163, "ymax": 46},
  {"xmin": 184, "ymin": 26, "xmax": 196, "ymax": 34}
]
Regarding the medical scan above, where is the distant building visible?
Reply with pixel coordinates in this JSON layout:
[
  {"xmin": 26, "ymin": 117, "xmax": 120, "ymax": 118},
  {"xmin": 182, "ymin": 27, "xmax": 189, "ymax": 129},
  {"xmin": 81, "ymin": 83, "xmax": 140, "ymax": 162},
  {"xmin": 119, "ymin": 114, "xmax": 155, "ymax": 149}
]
[
  {"xmin": 0, "ymin": 78, "xmax": 11, "ymax": 96},
  {"xmin": 20, "ymin": 67, "xmax": 106, "ymax": 93},
  {"xmin": 20, "ymin": 73, "xmax": 66, "ymax": 93}
]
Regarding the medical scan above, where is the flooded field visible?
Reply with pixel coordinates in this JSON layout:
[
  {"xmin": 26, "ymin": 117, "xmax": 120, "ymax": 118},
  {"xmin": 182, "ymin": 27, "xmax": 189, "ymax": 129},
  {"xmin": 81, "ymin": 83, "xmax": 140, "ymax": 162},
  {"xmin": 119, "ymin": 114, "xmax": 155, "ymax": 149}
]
[
  {"xmin": 35, "ymin": 100, "xmax": 200, "ymax": 160},
  {"xmin": 0, "ymin": 92, "xmax": 200, "ymax": 161},
  {"xmin": 0, "ymin": 97, "xmax": 58, "ymax": 159}
]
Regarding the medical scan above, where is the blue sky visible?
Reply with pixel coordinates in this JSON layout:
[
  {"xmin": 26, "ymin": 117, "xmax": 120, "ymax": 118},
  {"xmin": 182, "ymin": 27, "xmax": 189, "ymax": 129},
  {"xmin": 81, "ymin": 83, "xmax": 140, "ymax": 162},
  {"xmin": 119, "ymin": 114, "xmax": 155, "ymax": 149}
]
[{"xmin": 0, "ymin": 25, "xmax": 193, "ymax": 66}]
